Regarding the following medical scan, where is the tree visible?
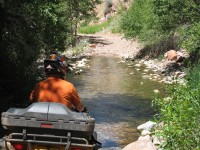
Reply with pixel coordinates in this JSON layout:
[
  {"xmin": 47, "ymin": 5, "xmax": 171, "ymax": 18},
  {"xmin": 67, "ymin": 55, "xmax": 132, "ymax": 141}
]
[
  {"xmin": 67, "ymin": 0, "xmax": 101, "ymax": 45},
  {"xmin": 0, "ymin": 0, "xmax": 101, "ymax": 109}
]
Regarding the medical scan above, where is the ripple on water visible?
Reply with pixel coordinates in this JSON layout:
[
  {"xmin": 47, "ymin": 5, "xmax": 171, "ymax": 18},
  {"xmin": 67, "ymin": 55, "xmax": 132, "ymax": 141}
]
[{"xmin": 95, "ymin": 122, "xmax": 140, "ymax": 149}]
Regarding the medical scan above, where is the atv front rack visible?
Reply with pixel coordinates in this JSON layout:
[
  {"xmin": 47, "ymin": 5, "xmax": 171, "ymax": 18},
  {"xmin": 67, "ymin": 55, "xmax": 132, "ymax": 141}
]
[{"xmin": 4, "ymin": 129, "xmax": 96, "ymax": 150}]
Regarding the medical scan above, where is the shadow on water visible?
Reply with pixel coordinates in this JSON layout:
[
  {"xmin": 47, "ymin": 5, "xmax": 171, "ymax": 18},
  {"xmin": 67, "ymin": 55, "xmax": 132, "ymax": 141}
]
[
  {"xmin": 85, "ymin": 94, "xmax": 154, "ymax": 123},
  {"xmin": 68, "ymin": 56, "xmax": 164, "ymax": 149}
]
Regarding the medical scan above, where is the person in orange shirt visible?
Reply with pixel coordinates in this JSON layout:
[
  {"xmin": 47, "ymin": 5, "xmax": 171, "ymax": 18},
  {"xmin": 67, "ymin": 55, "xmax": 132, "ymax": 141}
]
[{"xmin": 29, "ymin": 52, "xmax": 86, "ymax": 112}]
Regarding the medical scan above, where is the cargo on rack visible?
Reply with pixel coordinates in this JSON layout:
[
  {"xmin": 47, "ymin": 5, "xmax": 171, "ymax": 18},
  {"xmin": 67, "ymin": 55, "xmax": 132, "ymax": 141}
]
[{"xmin": 1, "ymin": 102, "xmax": 95, "ymax": 136}]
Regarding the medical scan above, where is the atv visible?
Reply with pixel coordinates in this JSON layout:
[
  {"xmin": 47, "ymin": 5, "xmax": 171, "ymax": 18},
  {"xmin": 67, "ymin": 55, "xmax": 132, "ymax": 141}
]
[{"xmin": 1, "ymin": 102, "xmax": 101, "ymax": 150}]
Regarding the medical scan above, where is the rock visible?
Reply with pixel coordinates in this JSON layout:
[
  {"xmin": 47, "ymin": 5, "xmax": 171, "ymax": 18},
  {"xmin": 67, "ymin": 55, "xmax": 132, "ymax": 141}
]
[
  {"xmin": 77, "ymin": 60, "xmax": 86, "ymax": 68},
  {"xmin": 135, "ymin": 63, "xmax": 141, "ymax": 67},
  {"xmin": 166, "ymin": 50, "xmax": 177, "ymax": 61},
  {"xmin": 142, "ymin": 75, "xmax": 150, "ymax": 79},
  {"xmin": 163, "ymin": 97, "xmax": 172, "ymax": 102},
  {"xmin": 141, "ymin": 130, "xmax": 151, "ymax": 136},
  {"xmin": 179, "ymin": 73, "xmax": 186, "ymax": 78},
  {"xmin": 0, "ymin": 139, "xmax": 5, "ymax": 149},
  {"xmin": 122, "ymin": 135, "xmax": 157, "ymax": 150},
  {"xmin": 89, "ymin": 44, "xmax": 96, "ymax": 48},
  {"xmin": 74, "ymin": 71, "xmax": 81, "ymax": 75},
  {"xmin": 137, "ymin": 121, "xmax": 157, "ymax": 131},
  {"xmin": 152, "ymin": 135, "xmax": 161, "ymax": 145},
  {"xmin": 98, "ymin": 17, "xmax": 106, "ymax": 24},
  {"xmin": 153, "ymin": 89, "xmax": 159, "ymax": 93}
]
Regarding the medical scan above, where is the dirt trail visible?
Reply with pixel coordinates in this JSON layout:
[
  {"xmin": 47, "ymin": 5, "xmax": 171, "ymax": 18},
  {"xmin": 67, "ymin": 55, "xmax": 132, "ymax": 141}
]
[{"xmin": 81, "ymin": 33, "xmax": 143, "ymax": 58}]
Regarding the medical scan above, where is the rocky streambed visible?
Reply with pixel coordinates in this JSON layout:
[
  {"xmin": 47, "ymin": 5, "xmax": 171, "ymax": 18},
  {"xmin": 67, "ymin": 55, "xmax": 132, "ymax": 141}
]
[{"xmin": 62, "ymin": 33, "xmax": 189, "ymax": 150}]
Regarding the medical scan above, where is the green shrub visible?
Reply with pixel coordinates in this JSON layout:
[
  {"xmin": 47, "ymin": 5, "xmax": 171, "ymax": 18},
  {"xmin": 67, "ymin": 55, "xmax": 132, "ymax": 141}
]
[
  {"xmin": 119, "ymin": 0, "xmax": 200, "ymax": 55},
  {"xmin": 178, "ymin": 22, "xmax": 200, "ymax": 54},
  {"xmin": 119, "ymin": 0, "xmax": 163, "ymax": 45},
  {"xmin": 153, "ymin": 65, "xmax": 200, "ymax": 150}
]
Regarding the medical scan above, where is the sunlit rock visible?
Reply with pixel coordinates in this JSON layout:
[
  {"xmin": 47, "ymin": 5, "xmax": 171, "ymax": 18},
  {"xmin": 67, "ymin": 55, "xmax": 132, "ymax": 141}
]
[
  {"xmin": 152, "ymin": 135, "xmax": 161, "ymax": 146},
  {"xmin": 166, "ymin": 50, "xmax": 177, "ymax": 61},
  {"xmin": 141, "ymin": 130, "xmax": 151, "ymax": 136},
  {"xmin": 122, "ymin": 135, "xmax": 156, "ymax": 150},
  {"xmin": 142, "ymin": 75, "xmax": 150, "ymax": 79},
  {"xmin": 153, "ymin": 89, "xmax": 159, "ymax": 93},
  {"xmin": 137, "ymin": 121, "xmax": 157, "ymax": 132},
  {"xmin": 135, "ymin": 64, "xmax": 141, "ymax": 67},
  {"xmin": 143, "ymin": 69, "xmax": 149, "ymax": 72}
]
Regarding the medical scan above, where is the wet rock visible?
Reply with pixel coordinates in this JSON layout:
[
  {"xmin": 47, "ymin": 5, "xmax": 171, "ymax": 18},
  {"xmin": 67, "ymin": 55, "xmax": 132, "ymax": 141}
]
[{"xmin": 135, "ymin": 63, "xmax": 141, "ymax": 67}]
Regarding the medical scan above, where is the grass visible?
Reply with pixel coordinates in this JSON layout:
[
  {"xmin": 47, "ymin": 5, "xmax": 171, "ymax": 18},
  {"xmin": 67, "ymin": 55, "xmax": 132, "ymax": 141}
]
[{"xmin": 78, "ymin": 18, "xmax": 113, "ymax": 34}]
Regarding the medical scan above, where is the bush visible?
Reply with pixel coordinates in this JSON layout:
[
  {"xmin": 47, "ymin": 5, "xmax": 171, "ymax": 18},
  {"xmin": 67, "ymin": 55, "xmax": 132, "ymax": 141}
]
[
  {"xmin": 119, "ymin": 0, "xmax": 162, "ymax": 45},
  {"xmin": 119, "ymin": 0, "xmax": 200, "ymax": 56},
  {"xmin": 153, "ymin": 65, "xmax": 200, "ymax": 149},
  {"xmin": 178, "ymin": 22, "xmax": 200, "ymax": 54}
]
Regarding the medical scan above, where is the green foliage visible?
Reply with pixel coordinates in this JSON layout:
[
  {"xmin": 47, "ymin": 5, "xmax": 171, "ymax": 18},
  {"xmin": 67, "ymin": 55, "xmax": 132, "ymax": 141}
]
[
  {"xmin": 119, "ymin": 0, "xmax": 200, "ymax": 56},
  {"xmin": 119, "ymin": 0, "xmax": 162, "ymax": 45},
  {"xmin": 153, "ymin": 65, "xmax": 200, "ymax": 149},
  {"xmin": 0, "ymin": 0, "xmax": 100, "ymax": 109},
  {"xmin": 153, "ymin": 0, "xmax": 200, "ymax": 32},
  {"xmin": 178, "ymin": 22, "xmax": 200, "ymax": 53},
  {"xmin": 78, "ymin": 19, "xmax": 113, "ymax": 34}
]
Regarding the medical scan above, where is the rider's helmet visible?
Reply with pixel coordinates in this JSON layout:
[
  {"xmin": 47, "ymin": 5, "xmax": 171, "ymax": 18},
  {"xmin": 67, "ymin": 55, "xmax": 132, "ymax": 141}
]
[{"xmin": 44, "ymin": 52, "xmax": 68, "ymax": 77}]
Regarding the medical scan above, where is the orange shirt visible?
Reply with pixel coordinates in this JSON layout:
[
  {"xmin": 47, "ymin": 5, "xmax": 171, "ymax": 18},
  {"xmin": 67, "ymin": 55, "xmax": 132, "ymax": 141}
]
[{"xmin": 29, "ymin": 77, "xmax": 81, "ymax": 109}]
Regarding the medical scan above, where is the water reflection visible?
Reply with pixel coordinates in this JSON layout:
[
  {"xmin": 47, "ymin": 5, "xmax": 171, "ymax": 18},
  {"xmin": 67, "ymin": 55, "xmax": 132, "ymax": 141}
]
[{"xmin": 68, "ymin": 56, "xmax": 164, "ymax": 149}]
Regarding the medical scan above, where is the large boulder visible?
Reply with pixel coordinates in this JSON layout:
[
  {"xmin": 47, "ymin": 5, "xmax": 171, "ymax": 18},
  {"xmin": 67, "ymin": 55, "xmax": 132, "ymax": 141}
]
[
  {"xmin": 122, "ymin": 135, "xmax": 156, "ymax": 150},
  {"xmin": 165, "ymin": 50, "xmax": 177, "ymax": 61},
  {"xmin": 137, "ymin": 121, "xmax": 157, "ymax": 131}
]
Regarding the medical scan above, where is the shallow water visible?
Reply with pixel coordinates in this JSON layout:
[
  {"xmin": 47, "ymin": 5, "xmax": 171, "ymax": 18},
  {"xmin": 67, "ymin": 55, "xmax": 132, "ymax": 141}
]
[{"xmin": 68, "ymin": 56, "xmax": 164, "ymax": 149}]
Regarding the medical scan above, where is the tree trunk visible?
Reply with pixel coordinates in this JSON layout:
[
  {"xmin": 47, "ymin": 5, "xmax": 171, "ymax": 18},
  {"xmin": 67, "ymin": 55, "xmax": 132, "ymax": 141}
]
[{"xmin": 0, "ymin": 3, "xmax": 5, "ymax": 43}]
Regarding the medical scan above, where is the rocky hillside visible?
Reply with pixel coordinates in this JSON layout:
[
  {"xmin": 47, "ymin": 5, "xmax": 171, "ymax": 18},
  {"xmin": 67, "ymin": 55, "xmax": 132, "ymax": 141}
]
[{"xmin": 95, "ymin": 0, "xmax": 131, "ymax": 23}]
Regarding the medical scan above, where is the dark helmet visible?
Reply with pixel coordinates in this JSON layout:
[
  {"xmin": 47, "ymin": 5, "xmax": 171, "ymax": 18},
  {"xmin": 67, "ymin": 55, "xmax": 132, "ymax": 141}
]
[{"xmin": 44, "ymin": 53, "xmax": 68, "ymax": 76}]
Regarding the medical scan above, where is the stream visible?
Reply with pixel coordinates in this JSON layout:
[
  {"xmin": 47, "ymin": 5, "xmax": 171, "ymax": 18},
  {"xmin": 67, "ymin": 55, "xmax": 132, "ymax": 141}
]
[{"xmin": 68, "ymin": 56, "xmax": 164, "ymax": 150}]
